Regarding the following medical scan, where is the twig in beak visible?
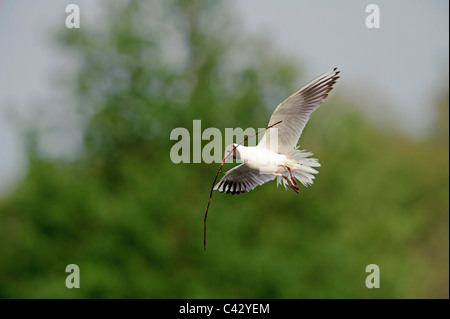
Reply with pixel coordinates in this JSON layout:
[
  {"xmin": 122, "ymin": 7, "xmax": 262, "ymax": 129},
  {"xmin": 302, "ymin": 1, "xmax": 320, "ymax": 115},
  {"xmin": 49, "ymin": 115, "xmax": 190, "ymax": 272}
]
[{"xmin": 203, "ymin": 120, "xmax": 282, "ymax": 251}]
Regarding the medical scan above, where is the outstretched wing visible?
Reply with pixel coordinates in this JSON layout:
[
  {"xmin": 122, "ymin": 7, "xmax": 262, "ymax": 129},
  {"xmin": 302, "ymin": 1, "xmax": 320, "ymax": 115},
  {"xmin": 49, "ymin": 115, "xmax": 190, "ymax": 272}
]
[
  {"xmin": 214, "ymin": 164, "xmax": 275, "ymax": 194},
  {"xmin": 258, "ymin": 68, "xmax": 340, "ymax": 153}
]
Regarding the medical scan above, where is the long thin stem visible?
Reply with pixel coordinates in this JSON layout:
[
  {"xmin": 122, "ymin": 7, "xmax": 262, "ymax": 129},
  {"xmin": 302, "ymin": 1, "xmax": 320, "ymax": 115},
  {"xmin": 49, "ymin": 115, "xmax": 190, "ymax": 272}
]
[{"xmin": 203, "ymin": 120, "xmax": 282, "ymax": 250}]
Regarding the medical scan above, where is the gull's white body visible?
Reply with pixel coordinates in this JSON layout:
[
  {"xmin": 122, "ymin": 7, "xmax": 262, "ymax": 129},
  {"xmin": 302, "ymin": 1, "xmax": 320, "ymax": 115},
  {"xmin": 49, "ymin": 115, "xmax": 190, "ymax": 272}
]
[
  {"xmin": 236, "ymin": 145, "xmax": 287, "ymax": 175},
  {"xmin": 214, "ymin": 68, "xmax": 340, "ymax": 194}
]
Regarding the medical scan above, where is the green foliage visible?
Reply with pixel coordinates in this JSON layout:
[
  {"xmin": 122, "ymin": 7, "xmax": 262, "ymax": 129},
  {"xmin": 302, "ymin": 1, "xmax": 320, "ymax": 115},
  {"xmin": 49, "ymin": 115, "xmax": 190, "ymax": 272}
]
[{"xmin": 0, "ymin": 0, "xmax": 448, "ymax": 298}]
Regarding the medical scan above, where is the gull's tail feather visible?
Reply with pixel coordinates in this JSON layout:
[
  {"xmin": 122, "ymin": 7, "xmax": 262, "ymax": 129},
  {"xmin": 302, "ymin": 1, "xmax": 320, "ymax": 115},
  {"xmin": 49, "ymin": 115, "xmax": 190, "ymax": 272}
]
[{"xmin": 277, "ymin": 147, "xmax": 321, "ymax": 189}]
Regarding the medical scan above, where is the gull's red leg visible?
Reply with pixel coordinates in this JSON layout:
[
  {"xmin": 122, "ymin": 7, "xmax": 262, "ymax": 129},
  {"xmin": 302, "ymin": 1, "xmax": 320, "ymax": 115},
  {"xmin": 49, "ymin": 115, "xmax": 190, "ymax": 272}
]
[
  {"xmin": 285, "ymin": 166, "xmax": 298, "ymax": 186},
  {"xmin": 282, "ymin": 175, "xmax": 299, "ymax": 194}
]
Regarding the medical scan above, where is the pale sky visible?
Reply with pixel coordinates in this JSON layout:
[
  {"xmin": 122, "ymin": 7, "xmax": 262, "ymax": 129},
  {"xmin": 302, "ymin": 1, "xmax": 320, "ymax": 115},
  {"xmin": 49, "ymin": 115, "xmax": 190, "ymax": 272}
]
[
  {"xmin": 234, "ymin": 0, "xmax": 449, "ymax": 133},
  {"xmin": 0, "ymin": 0, "xmax": 449, "ymax": 195}
]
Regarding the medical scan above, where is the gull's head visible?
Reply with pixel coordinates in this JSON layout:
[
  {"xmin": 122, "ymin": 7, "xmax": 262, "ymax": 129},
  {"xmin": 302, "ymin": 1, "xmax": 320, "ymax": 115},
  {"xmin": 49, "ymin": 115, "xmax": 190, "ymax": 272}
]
[{"xmin": 222, "ymin": 144, "xmax": 239, "ymax": 165}]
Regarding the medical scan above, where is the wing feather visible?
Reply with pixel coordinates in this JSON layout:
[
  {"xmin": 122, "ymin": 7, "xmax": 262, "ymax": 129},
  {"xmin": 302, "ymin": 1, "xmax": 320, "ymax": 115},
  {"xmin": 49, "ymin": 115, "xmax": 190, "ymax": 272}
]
[
  {"xmin": 214, "ymin": 164, "xmax": 275, "ymax": 194},
  {"xmin": 258, "ymin": 68, "xmax": 340, "ymax": 153}
]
